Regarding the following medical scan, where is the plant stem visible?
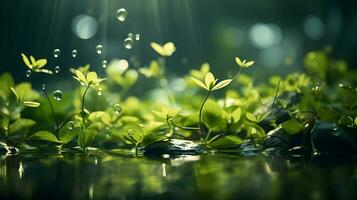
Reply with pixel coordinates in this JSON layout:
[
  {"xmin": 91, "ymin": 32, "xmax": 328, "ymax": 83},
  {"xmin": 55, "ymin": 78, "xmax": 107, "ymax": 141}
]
[
  {"xmin": 231, "ymin": 68, "xmax": 242, "ymax": 81},
  {"xmin": 169, "ymin": 119, "xmax": 200, "ymax": 130},
  {"xmin": 43, "ymin": 89, "xmax": 60, "ymax": 136},
  {"xmin": 199, "ymin": 91, "xmax": 210, "ymax": 138},
  {"xmin": 272, "ymin": 79, "xmax": 281, "ymax": 107},
  {"xmin": 81, "ymin": 84, "xmax": 91, "ymax": 112}
]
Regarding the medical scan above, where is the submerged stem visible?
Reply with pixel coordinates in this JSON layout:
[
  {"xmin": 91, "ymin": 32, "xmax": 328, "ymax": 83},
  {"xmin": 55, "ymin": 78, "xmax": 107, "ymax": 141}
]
[
  {"xmin": 199, "ymin": 91, "xmax": 210, "ymax": 138},
  {"xmin": 43, "ymin": 89, "xmax": 60, "ymax": 135}
]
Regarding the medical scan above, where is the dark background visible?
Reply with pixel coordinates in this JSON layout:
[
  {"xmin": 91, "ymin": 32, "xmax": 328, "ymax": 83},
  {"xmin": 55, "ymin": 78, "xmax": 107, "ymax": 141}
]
[{"xmin": 0, "ymin": 0, "xmax": 356, "ymax": 85}]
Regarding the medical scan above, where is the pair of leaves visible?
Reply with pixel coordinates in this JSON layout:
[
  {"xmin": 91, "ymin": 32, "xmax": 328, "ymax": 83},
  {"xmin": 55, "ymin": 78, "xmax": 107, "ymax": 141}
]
[
  {"xmin": 21, "ymin": 53, "xmax": 53, "ymax": 74},
  {"xmin": 235, "ymin": 57, "xmax": 254, "ymax": 68},
  {"xmin": 150, "ymin": 42, "xmax": 176, "ymax": 57},
  {"xmin": 191, "ymin": 72, "xmax": 232, "ymax": 91},
  {"xmin": 139, "ymin": 61, "xmax": 163, "ymax": 78},
  {"xmin": 73, "ymin": 70, "xmax": 105, "ymax": 86},
  {"xmin": 10, "ymin": 85, "xmax": 40, "ymax": 107},
  {"xmin": 246, "ymin": 112, "xmax": 271, "ymax": 123},
  {"xmin": 152, "ymin": 104, "xmax": 180, "ymax": 119}
]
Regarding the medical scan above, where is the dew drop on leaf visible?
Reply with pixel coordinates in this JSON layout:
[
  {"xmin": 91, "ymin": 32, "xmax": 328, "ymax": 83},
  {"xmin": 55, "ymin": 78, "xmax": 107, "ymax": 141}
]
[
  {"xmin": 128, "ymin": 129, "xmax": 134, "ymax": 136},
  {"xmin": 72, "ymin": 50, "xmax": 78, "ymax": 58},
  {"xmin": 135, "ymin": 33, "xmax": 140, "ymax": 41},
  {"xmin": 67, "ymin": 121, "xmax": 75, "ymax": 130},
  {"xmin": 53, "ymin": 49, "xmax": 61, "ymax": 58},
  {"xmin": 116, "ymin": 8, "xmax": 128, "ymax": 22},
  {"xmin": 113, "ymin": 104, "xmax": 122, "ymax": 114},
  {"xmin": 26, "ymin": 70, "xmax": 31, "ymax": 77},
  {"xmin": 52, "ymin": 90, "xmax": 63, "ymax": 101},
  {"xmin": 102, "ymin": 60, "xmax": 107, "ymax": 68},
  {"xmin": 55, "ymin": 66, "xmax": 60, "ymax": 73},
  {"xmin": 124, "ymin": 37, "xmax": 134, "ymax": 49},
  {"xmin": 105, "ymin": 127, "xmax": 111, "ymax": 137},
  {"xmin": 96, "ymin": 44, "xmax": 103, "ymax": 54}
]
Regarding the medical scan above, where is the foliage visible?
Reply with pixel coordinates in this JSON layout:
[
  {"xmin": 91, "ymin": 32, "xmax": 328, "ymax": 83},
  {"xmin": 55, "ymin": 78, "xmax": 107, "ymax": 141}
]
[{"xmin": 0, "ymin": 46, "xmax": 356, "ymax": 156}]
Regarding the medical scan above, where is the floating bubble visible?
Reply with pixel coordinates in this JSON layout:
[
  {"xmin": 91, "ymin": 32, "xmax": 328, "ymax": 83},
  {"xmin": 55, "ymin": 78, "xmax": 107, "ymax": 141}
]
[
  {"xmin": 55, "ymin": 66, "xmax": 60, "ymax": 73},
  {"xmin": 105, "ymin": 127, "xmax": 111, "ymax": 137},
  {"xmin": 128, "ymin": 129, "xmax": 134, "ymax": 136},
  {"xmin": 135, "ymin": 33, "xmax": 140, "ymax": 41},
  {"xmin": 124, "ymin": 37, "xmax": 134, "ymax": 49},
  {"xmin": 113, "ymin": 104, "xmax": 122, "ymax": 114},
  {"xmin": 26, "ymin": 70, "xmax": 31, "ymax": 77},
  {"xmin": 97, "ymin": 87, "xmax": 103, "ymax": 96},
  {"xmin": 72, "ymin": 50, "xmax": 78, "ymax": 57},
  {"xmin": 102, "ymin": 60, "xmax": 108, "ymax": 68},
  {"xmin": 52, "ymin": 90, "xmax": 63, "ymax": 101},
  {"xmin": 53, "ymin": 49, "xmax": 61, "ymax": 58},
  {"xmin": 72, "ymin": 15, "xmax": 98, "ymax": 40},
  {"xmin": 67, "ymin": 121, "xmax": 75, "ymax": 130},
  {"xmin": 128, "ymin": 32, "xmax": 134, "ymax": 39},
  {"xmin": 96, "ymin": 44, "xmax": 103, "ymax": 54},
  {"xmin": 42, "ymin": 84, "xmax": 46, "ymax": 91},
  {"xmin": 116, "ymin": 8, "xmax": 128, "ymax": 22}
]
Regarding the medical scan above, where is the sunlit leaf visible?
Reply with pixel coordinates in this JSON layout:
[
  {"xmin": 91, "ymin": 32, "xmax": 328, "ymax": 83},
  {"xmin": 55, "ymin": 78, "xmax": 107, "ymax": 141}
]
[
  {"xmin": 281, "ymin": 119, "xmax": 304, "ymax": 135},
  {"xmin": 246, "ymin": 112, "xmax": 258, "ymax": 123},
  {"xmin": 21, "ymin": 53, "xmax": 32, "ymax": 69},
  {"xmin": 212, "ymin": 79, "xmax": 232, "ymax": 91},
  {"xmin": 205, "ymin": 72, "xmax": 215, "ymax": 90},
  {"xmin": 22, "ymin": 101, "xmax": 40, "ymax": 107},
  {"xmin": 190, "ymin": 77, "xmax": 208, "ymax": 91},
  {"xmin": 30, "ymin": 131, "xmax": 62, "ymax": 143}
]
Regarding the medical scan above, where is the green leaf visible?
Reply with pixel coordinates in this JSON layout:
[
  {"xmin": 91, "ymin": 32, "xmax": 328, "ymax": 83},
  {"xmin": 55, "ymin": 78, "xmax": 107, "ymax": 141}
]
[
  {"xmin": 0, "ymin": 73, "xmax": 14, "ymax": 99},
  {"xmin": 21, "ymin": 53, "xmax": 32, "ymax": 69},
  {"xmin": 211, "ymin": 79, "xmax": 232, "ymax": 91},
  {"xmin": 30, "ymin": 131, "xmax": 62, "ymax": 143},
  {"xmin": 190, "ymin": 77, "xmax": 208, "ymax": 91},
  {"xmin": 354, "ymin": 117, "xmax": 357, "ymax": 127},
  {"xmin": 246, "ymin": 112, "xmax": 258, "ymax": 123},
  {"xmin": 231, "ymin": 108, "xmax": 242, "ymax": 123},
  {"xmin": 203, "ymin": 100, "xmax": 225, "ymax": 130},
  {"xmin": 9, "ymin": 119, "xmax": 36, "ymax": 134},
  {"xmin": 205, "ymin": 72, "xmax": 215, "ymax": 90},
  {"xmin": 281, "ymin": 119, "xmax": 305, "ymax": 135},
  {"xmin": 22, "ymin": 101, "xmax": 40, "ymax": 107},
  {"xmin": 209, "ymin": 135, "xmax": 243, "ymax": 149},
  {"xmin": 59, "ymin": 124, "xmax": 80, "ymax": 144}
]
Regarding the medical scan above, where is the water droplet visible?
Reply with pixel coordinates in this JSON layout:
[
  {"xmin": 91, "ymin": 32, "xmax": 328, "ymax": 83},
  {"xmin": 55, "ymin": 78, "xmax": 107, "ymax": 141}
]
[
  {"xmin": 124, "ymin": 37, "xmax": 134, "ymax": 49},
  {"xmin": 96, "ymin": 44, "xmax": 103, "ymax": 54},
  {"xmin": 162, "ymin": 154, "xmax": 170, "ymax": 159},
  {"xmin": 26, "ymin": 70, "xmax": 31, "ymax": 77},
  {"xmin": 102, "ymin": 60, "xmax": 107, "ymax": 68},
  {"xmin": 128, "ymin": 129, "xmax": 134, "ymax": 136},
  {"xmin": 55, "ymin": 66, "xmax": 60, "ymax": 73},
  {"xmin": 116, "ymin": 8, "xmax": 128, "ymax": 22},
  {"xmin": 67, "ymin": 121, "xmax": 75, "ymax": 130},
  {"xmin": 113, "ymin": 104, "xmax": 122, "ymax": 114},
  {"xmin": 53, "ymin": 49, "xmax": 61, "ymax": 58},
  {"xmin": 128, "ymin": 32, "xmax": 134, "ymax": 39},
  {"xmin": 97, "ymin": 88, "xmax": 103, "ymax": 96},
  {"xmin": 52, "ymin": 90, "xmax": 63, "ymax": 101},
  {"xmin": 135, "ymin": 33, "xmax": 140, "ymax": 41},
  {"xmin": 72, "ymin": 50, "xmax": 78, "ymax": 57},
  {"xmin": 42, "ymin": 84, "xmax": 46, "ymax": 91},
  {"xmin": 105, "ymin": 127, "xmax": 111, "ymax": 137}
]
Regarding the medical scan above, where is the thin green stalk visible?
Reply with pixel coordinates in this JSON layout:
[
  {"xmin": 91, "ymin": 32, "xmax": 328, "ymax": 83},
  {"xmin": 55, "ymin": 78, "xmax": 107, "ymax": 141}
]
[
  {"xmin": 169, "ymin": 119, "xmax": 200, "ymax": 131},
  {"xmin": 81, "ymin": 84, "xmax": 91, "ymax": 112},
  {"xmin": 272, "ymin": 79, "xmax": 281, "ymax": 107},
  {"xmin": 43, "ymin": 89, "xmax": 60, "ymax": 136},
  {"xmin": 199, "ymin": 91, "xmax": 210, "ymax": 138}
]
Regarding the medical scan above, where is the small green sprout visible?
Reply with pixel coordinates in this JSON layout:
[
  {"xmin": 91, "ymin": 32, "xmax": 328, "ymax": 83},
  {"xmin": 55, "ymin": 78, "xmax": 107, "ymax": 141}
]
[
  {"xmin": 73, "ymin": 70, "xmax": 105, "ymax": 87},
  {"xmin": 190, "ymin": 72, "xmax": 232, "ymax": 92},
  {"xmin": 21, "ymin": 53, "xmax": 53, "ymax": 74},
  {"xmin": 235, "ymin": 57, "xmax": 254, "ymax": 68},
  {"xmin": 190, "ymin": 72, "xmax": 232, "ymax": 140},
  {"xmin": 150, "ymin": 42, "xmax": 176, "ymax": 57}
]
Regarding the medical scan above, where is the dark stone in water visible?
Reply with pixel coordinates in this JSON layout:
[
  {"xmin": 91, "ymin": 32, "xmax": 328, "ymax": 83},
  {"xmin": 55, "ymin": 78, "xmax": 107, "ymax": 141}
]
[
  {"xmin": 260, "ymin": 108, "xmax": 290, "ymax": 132},
  {"xmin": 262, "ymin": 127, "xmax": 304, "ymax": 152},
  {"xmin": 312, "ymin": 121, "xmax": 357, "ymax": 153},
  {"xmin": 144, "ymin": 139, "xmax": 204, "ymax": 156}
]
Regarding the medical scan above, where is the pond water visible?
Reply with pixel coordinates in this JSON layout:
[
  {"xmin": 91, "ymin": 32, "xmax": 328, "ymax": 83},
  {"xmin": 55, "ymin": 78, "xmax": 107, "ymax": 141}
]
[{"xmin": 1, "ymin": 152, "xmax": 357, "ymax": 199}]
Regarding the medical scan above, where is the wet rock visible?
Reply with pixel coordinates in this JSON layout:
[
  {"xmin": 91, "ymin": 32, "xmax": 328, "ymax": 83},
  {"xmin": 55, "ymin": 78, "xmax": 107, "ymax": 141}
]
[
  {"xmin": 262, "ymin": 127, "xmax": 304, "ymax": 152},
  {"xmin": 144, "ymin": 139, "xmax": 204, "ymax": 156},
  {"xmin": 259, "ymin": 108, "xmax": 290, "ymax": 132},
  {"xmin": 311, "ymin": 121, "xmax": 357, "ymax": 153},
  {"xmin": 239, "ymin": 140, "xmax": 260, "ymax": 156}
]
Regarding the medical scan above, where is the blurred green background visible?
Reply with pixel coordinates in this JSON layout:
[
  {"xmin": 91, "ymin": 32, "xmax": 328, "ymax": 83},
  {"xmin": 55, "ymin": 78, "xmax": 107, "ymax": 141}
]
[{"xmin": 0, "ymin": 0, "xmax": 356, "ymax": 85}]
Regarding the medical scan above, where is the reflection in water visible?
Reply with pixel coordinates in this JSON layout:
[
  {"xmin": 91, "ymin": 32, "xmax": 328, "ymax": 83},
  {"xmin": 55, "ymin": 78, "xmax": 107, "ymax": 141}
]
[{"xmin": 0, "ymin": 153, "xmax": 357, "ymax": 199}]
